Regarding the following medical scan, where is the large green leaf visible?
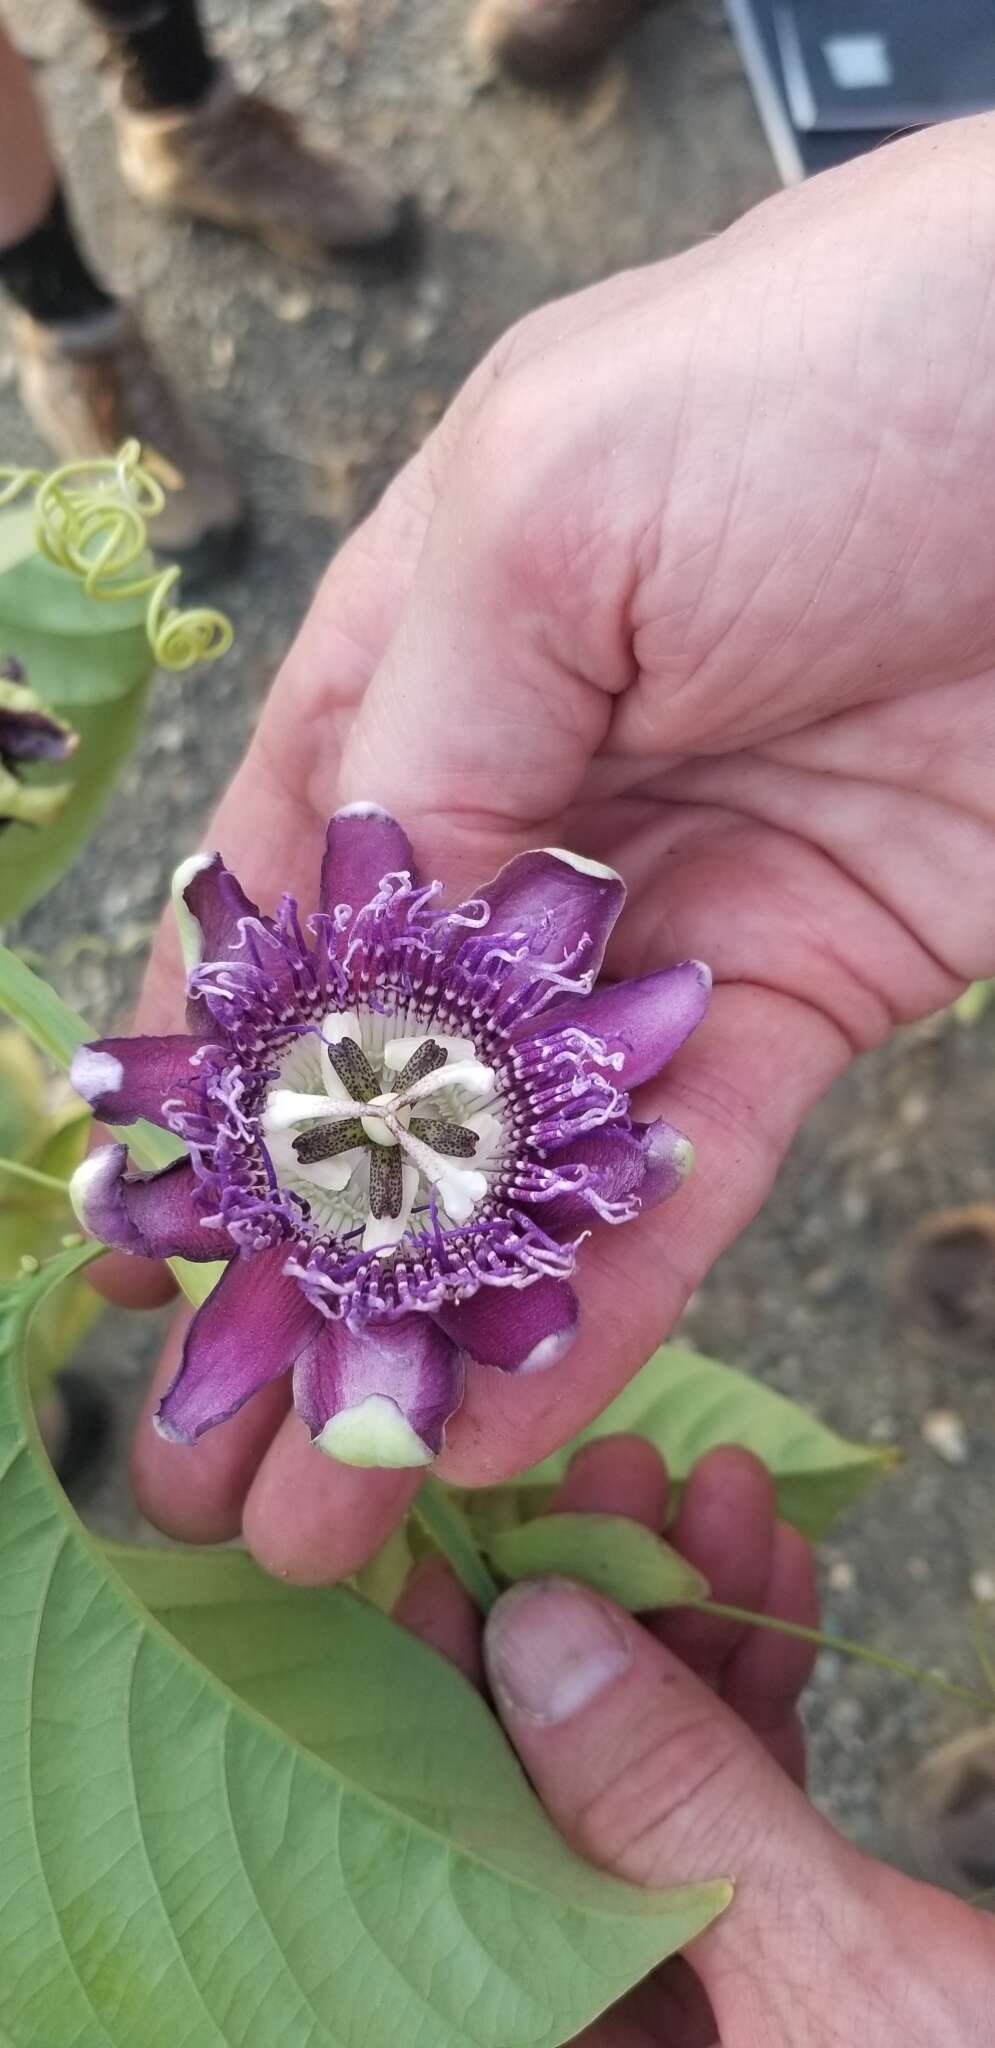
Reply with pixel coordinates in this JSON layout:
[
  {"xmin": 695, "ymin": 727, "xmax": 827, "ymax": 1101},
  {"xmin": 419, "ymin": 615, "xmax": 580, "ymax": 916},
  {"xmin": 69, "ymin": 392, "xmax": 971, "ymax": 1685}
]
[
  {"xmin": 466, "ymin": 1344, "xmax": 896, "ymax": 1544},
  {"xmin": 0, "ymin": 1249, "xmax": 730, "ymax": 2047},
  {"xmin": 0, "ymin": 944, "xmax": 223, "ymax": 1307}
]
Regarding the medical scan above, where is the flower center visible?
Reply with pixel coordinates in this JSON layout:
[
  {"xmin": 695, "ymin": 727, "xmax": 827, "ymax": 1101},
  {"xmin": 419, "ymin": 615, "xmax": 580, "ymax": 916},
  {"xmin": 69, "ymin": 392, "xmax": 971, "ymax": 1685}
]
[{"xmin": 260, "ymin": 1009, "xmax": 505, "ymax": 1253}]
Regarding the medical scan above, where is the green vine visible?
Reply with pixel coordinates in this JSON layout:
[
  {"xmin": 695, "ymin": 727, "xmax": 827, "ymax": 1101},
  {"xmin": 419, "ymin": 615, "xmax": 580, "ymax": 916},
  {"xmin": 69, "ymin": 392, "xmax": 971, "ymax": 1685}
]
[{"xmin": 0, "ymin": 441, "xmax": 233, "ymax": 670}]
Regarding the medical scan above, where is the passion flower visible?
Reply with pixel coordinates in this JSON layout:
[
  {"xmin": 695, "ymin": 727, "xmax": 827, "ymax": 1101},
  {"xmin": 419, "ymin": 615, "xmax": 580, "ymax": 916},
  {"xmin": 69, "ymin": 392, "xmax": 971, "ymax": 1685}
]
[{"xmin": 70, "ymin": 806, "xmax": 710, "ymax": 1468}]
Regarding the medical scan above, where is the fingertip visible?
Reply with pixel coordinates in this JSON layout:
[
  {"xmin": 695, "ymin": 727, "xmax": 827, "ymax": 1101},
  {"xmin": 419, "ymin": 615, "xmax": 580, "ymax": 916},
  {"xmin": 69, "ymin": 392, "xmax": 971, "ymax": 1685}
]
[
  {"xmin": 656, "ymin": 1445, "xmax": 777, "ymax": 1682},
  {"xmin": 88, "ymin": 1246, "xmax": 178, "ymax": 1310},
  {"xmin": 393, "ymin": 1554, "xmax": 485, "ymax": 1687},
  {"xmin": 551, "ymin": 1434, "xmax": 669, "ymax": 1527},
  {"xmin": 241, "ymin": 1408, "xmax": 421, "ymax": 1585},
  {"xmin": 130, "ymin": 1308, "xmax": 290, "ymax": 1543}
]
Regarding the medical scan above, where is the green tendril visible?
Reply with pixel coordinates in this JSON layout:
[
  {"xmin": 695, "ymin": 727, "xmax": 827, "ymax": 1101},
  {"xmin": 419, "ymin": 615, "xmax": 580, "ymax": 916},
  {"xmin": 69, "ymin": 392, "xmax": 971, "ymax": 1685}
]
[{"xmin": 0, "ymin": 441, "xmax": 233, "ymax": 671}]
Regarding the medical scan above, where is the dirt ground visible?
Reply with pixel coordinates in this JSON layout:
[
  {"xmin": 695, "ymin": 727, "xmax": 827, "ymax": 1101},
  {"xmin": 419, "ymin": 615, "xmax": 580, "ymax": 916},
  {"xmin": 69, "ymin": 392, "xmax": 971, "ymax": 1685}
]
[{"xmin": 6, "ymin": 0, "xmax": 995, "ymax": 1871}]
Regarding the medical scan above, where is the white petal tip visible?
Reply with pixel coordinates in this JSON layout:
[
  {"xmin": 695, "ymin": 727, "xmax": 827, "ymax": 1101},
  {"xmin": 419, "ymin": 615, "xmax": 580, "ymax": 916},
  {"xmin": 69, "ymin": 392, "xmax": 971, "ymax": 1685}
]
[
  {"xmin": 171, "ymin": 851, "xmax": 216, "ymax": 972},
  {"xmin": 541, "ymin": 846, "xmax": 622, "ymax": 883},
  {"xmin": 673, "ymin": 1137, "xmax": 695, "ymax": 1180},
  {"xmin": 334, "ymin": 800, "xmax": 393, "ymax": 822},
  {"xmin": 517, "ymin": 1325, "xmax": 577, "ymax": 1376},
  {"xmin": 68, "ymin": 1145, "xmax": 122, "ymax": 1232},
  {"xmin": 69, "ymin": 1047, "xmax": 124, "ymax": 1105},
  {"xmin": 690, "ymin": 960, "xmax": 712, "ymax": 990},
  {"xmin": 151, "ymin": 1411, "xmax": 191, "ymax": 1446},
  {"xmin": 314, "ymin": 1396, "xmax": 434, "ymax": 1469}
]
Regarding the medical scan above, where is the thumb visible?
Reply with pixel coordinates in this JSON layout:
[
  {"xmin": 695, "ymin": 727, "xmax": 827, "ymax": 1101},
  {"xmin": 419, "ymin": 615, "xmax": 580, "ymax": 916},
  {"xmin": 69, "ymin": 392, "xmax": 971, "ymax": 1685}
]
[
  {"xmin": 484, "ymin": 1579, "xmax": 881, "ymax": 2045},
  {"xmin": 338, "ymin": 356, "xmax": 631, "ymax": 882}
]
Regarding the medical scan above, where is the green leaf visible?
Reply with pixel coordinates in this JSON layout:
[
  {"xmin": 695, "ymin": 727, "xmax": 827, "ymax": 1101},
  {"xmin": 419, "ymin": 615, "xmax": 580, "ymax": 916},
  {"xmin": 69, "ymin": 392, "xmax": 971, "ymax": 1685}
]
[
  {"xmin": 0, "ymin": 1251, "xmax": 730, "ymax": 2047},
  {"xmin": 0, "ymin": 944, "xmax": 222, "ymax": 1307},
  {"xmin": 0, "ymin": 511, "xmax": 158, "ymax": 919},
  {"xmin": 466, "ymin": 1344, "xmax": 896, "ymax": 1544},
  {"xmin": 486, "ymin": 1514, "xmax": 710, "ymax": 1611}
]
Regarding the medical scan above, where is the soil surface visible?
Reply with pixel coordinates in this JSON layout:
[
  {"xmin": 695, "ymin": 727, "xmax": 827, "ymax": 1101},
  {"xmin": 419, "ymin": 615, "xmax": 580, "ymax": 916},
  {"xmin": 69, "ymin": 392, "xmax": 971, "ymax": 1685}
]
[{"xmin": 6, "ymin": 0, "xmax": 994, "ymax": 1879}]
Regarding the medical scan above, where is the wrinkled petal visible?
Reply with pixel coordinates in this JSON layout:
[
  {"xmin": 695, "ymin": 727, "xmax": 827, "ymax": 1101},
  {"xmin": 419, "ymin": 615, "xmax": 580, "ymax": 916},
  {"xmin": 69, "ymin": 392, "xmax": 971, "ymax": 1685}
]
[
  {"xmin": 70, "ymin": 1144, "xmax": 231, "ymax": 1260},
  {"xmin": 155, "ymin": 1247, "xmax": 319, "ymax": 1443},
  {"xmin": 320, "ymin": 803, "xmax": 417, "ymax": 918},
  {"xmin": 537, "ymin": 1119, "xmax": 694, "ymax": 1235},
  {"xmin": 515, "ymin": 959, "xmax": 711, "ymax": 1087},
  {"xmin": 436, "ymin": 1276, "xmax": 579, "ymax": 1373},
  {"xmin": 70, "ymin": 1033, "xmax": 217, "ymax": 1127},
  {"xmin": 293, "ymin": 1313, "xmax": 463, "ymax": 1467},
  {"xmin": 474, "ymin": 848, "xmax": 624, "ymax": 985},
  {"xmin": 171, "ymin": 850, "xmax": 261, "ymax": 974}
]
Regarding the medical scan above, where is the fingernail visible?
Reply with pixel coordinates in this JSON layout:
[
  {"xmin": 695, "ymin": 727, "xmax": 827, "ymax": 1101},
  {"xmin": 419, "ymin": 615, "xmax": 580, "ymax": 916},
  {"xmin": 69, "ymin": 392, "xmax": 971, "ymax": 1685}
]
[{"xmin": 485, "ymin": 1578, "xmax": 632, "ymax": 1726}]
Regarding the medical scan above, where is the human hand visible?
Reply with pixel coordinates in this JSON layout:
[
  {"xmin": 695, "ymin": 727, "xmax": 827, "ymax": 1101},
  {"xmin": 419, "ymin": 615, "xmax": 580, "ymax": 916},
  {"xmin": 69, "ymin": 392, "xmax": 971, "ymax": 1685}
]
[
  {"xmin": 116, "ymin": 114, "xmax": 995, "ymax": 1579},
  {"xmin": 396, "ymin": 1439, "xmax": 995, "ymax": 2047}
]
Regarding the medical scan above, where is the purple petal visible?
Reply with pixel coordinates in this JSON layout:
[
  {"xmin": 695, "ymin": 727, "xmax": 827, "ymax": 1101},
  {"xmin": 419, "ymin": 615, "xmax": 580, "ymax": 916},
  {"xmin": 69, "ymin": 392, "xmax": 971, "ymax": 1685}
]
[
  {"xmin": 0, "ymin": 693, "xmax": 74, "ymax": 763},
  {"xmin": 515, "ymin": 959, "xmax": 711, "ymax": 1087},
  {"xmin": 172, "ymin": 851, "xmax": 260, "ymax": 972},
  {"xmin": 475, "ymin": 848, "xmax": 624, "ymax": 983},
  {"xmin": 70, "ymin": 1033, "xmax": 217, "ymax": 1127},
  {"xmin": 155, "ymin": 1247, "xmax": 320, "ymax": 1443},
  {"xmin": 319, "ymin": 803, "xmax": 417, "ymax": 918},
  {"xmin": 436, "ymin": 1277, "xmax": 579, "ymax": 1374},
  {"xmin": 293, "ymin": 1313, "xmax": 462, "ymax": 1467},
  {"xmin": 70, "ymin": 1144, "xmax": 231, "ymax": 1260},
  {"xmin": 533, "ymin": 1129, "xmax": 648, "ymax": 1235}
]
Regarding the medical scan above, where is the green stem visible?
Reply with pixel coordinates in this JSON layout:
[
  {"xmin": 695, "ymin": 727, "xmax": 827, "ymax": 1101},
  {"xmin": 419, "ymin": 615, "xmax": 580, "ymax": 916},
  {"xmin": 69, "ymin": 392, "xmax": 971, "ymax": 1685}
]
[
  {"xmin": 0, "ymin": 1155, "xmax": 71, "ymax": 1197},
  {"xmin": 413, "ymin": 1478, "xmax": 501, "ymax": 1615},
  {"xmin": 687, "ymin": 1598, "xmax": 995, "ymax": 1716}
]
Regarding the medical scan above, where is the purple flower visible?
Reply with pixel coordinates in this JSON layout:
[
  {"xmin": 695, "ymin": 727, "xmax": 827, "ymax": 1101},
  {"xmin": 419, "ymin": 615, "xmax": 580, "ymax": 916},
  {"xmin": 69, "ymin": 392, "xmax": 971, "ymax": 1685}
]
[
  {"xmin": 0, "ymin": 656, "xmax": 75, "ymax": 827},
  {"xmin": 70, "ymin": 806, "xmax": 710, "ymax": 1468}
]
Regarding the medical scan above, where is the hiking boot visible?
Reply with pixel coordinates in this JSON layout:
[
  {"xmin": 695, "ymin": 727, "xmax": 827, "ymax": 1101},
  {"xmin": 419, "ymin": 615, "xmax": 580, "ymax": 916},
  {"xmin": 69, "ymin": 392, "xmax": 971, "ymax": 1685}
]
[
  {"xmin": 885, "ymin": 1727, "xmax": 995, "ymax": 1899},
  {"xmin": 468, "ymin": 0, "xmax": 653, "ymax": 83},
  {"xmin": 12, "ymin": 304, "xmax": 241, "ymax": 554},
  {"xmin": 114, "ymin": 66, "xmax": 412, "ymax": 269}
]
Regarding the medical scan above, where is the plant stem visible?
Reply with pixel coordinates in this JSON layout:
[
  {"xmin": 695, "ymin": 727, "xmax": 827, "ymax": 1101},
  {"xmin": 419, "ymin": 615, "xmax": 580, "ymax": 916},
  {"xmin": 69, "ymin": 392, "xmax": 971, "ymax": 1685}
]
[
  {"xmin": 413, "ymin": 1477, "xmax": 501, "ymax": 1615},
  {"xmin": 0, "ymin": 1155, "xmax": 71, "ymax": 1196},
  {"xmin": 686, "ymin": 1598, "xmax": 995, "ymax": 1716}
]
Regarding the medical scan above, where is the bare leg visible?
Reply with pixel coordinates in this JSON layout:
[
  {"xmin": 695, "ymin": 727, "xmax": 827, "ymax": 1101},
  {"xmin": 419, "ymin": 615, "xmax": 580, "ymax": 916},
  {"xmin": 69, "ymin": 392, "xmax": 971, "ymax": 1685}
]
[
  {"xmin": 0, "ymin": 24, "xmax": 239, "ymax": 550},
  {"xmin": 0, "ymin": 27, "xmax": 60, "ymax": 247}
]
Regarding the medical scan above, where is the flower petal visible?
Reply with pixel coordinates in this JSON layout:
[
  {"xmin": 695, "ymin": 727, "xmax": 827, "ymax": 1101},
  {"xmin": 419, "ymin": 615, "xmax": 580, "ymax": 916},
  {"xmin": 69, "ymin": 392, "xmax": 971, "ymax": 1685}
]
[
  {"xmin": 515, "ymin": 959, "xmax": 711, "ymax": 1087},
  {"xmin": 436, "ymin": 1276, "xmax": 579, "ymax": 1373},
  {"xmin": 171, "ymin": 851, "xmax": 261, "ymax": 974},
  {"xmin": 293, "ymin": 1313, "xmax": 463, "ymax": 1467},
  {"xmin": 70, "ymin": 1144, "xmax": 230, "ymax": 1260},
  {"xmin": 155, "ymin": 1247, "xmax": 320, "ymax": 1443},
  {"xmin": 70, "ymin": 1033, "xmax": 217, "ymax": 1127},
  {"xmin": 537, "ymin": 1119, "xmax": 694, "ymax": 1235},
  {"xmin": 475, "ymin": 848, "xmax": 624, "ymax": 984},
  {"xmin": 319, "ymin": 803, "xmax": 417, "ymax": 917}
]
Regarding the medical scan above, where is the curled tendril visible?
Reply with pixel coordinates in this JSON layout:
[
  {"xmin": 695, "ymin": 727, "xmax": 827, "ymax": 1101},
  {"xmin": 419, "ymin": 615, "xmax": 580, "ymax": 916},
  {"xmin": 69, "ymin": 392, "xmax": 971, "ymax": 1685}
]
[{"xmin": 0, "ymin": 440, "xmax": 233, "ymax": 671}]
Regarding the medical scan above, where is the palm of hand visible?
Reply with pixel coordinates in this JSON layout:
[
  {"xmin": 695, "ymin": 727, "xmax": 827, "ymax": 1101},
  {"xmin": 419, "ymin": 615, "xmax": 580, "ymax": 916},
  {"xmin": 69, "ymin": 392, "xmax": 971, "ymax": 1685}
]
[{"xmin": 126, "ymin": 118, "xmax": 995, "ymax": 1577}]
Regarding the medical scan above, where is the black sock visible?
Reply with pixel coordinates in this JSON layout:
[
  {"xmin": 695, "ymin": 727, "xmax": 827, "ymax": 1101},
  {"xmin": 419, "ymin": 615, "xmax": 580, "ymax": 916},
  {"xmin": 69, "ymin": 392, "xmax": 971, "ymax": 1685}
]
[
  {"xmin": 0, "ymin": 186, "xmax": 115, "ymax": 326},
  {"xmin": 81, "ymin": 0, "xmax": 217, "ymax": 113}
]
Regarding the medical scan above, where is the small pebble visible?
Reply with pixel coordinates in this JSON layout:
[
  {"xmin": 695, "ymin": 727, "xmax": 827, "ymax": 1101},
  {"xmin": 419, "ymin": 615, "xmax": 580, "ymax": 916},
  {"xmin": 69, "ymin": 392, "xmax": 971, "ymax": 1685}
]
[
  {"xmin": 828, "ymin": 1560, "xmax": 855, "ymax": 1593},
  {"xmin": 970, "ymin": 1569, "xmax": 995, "ymax": 1605},
  {"xmin": 275, "ymin": 289, "xmax": 313, "ymax": 324},
  {"xmin": 920, "ymin": 1409, "xmax": 969, "ymax": 1466},
  {"xmin": 900, "ymin": 1090, "xmax": 929, "ymax": 1129}
]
